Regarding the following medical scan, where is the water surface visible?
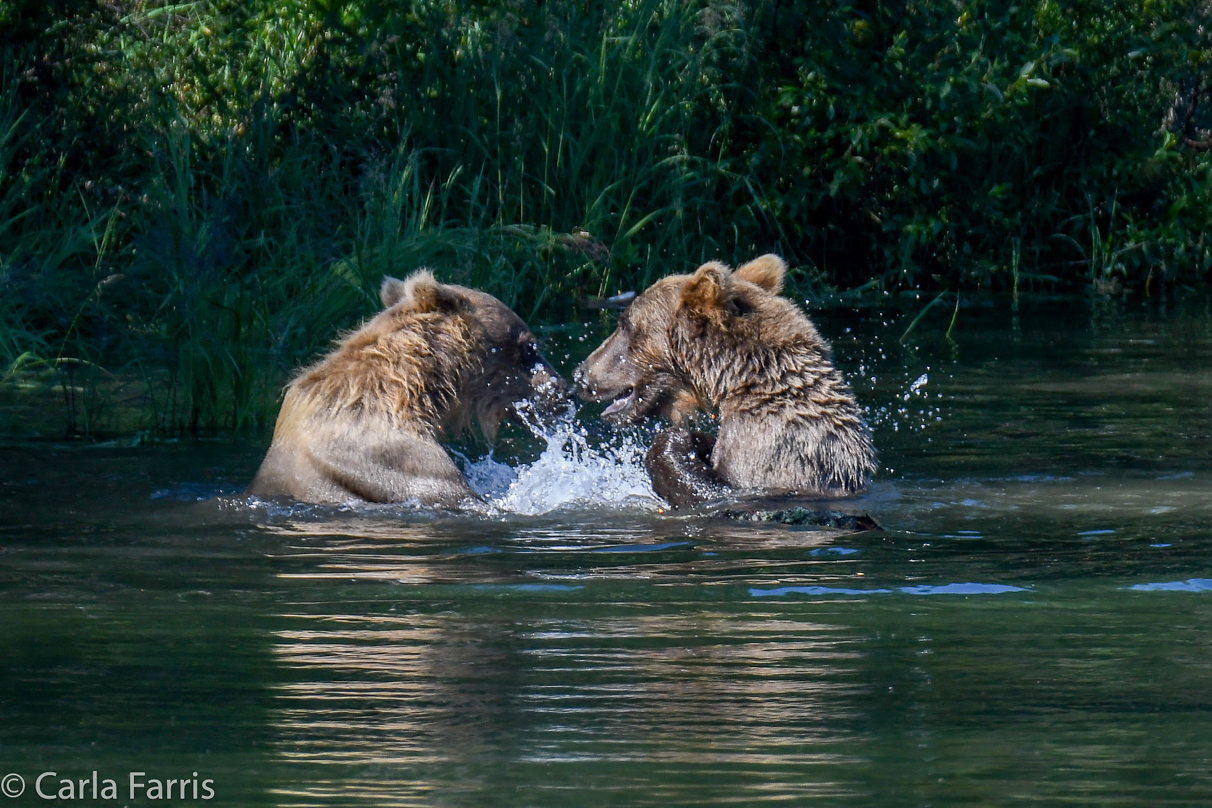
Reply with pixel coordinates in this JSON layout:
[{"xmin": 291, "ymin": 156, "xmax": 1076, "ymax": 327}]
[{"xmin": 2, "ymin": 297, "xmax": 1211, "ymax": 806}]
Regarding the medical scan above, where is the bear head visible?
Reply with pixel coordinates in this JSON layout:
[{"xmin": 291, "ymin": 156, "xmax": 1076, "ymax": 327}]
[
  {"xmin": 378, "ymin": 271, "xmax": 569, "ymax": 439},
  {"xmin": 573, "ymin": 254, "xmax": 794, "ymax": 425}
]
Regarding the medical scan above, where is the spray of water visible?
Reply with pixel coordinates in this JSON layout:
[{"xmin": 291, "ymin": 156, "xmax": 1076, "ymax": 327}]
[
  {"xmin": 463, "ymin": 400, "xmax": 660, "ymax": 515},
  {"xmin": 860, "ymin": 367, "xmax": 946, "ymax": 433}
]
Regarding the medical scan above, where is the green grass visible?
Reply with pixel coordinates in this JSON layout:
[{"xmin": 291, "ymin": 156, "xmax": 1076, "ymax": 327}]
[{"xmin": 0, "ymin": 0, "xmax": 1210, "ymax": 437}]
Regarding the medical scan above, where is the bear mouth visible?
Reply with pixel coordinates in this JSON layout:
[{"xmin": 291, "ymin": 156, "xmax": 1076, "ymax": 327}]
[{"xmin": 600, "ymin": 387, "xmax": 636, "ymax": 417}]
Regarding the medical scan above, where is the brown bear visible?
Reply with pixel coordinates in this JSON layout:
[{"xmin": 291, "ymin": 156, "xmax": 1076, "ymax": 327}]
[
  {"xmin": 248, "ymin": 270, "xmax": 567, "ymax": 507},
  {"xmin": 574, "ymin": 255, "xmax": 875, "ymax": 509}
]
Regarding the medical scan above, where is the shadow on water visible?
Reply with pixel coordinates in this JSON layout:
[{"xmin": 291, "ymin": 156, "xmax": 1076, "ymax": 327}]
[{"xmin": 3, "ymin": 297, "xmax": 1212, "ymax": 806}]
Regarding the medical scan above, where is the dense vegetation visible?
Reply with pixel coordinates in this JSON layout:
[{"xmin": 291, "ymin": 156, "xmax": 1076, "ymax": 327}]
[{"xmin": 2, "ymin": 0, "xmax": 1210, "ymax": 435}]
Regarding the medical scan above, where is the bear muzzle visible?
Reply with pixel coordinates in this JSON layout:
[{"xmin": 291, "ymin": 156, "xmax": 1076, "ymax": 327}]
[
  {"xmin": 573, "ymin": 364, "xmax": 629, "ymax": 406},
  {"xmin": 573, "ymin": 371, "xmax": 638, "ymax": 423},
  {"xmin": 524, "ymin": 363, "xmax": 574, "ymax": 420}
]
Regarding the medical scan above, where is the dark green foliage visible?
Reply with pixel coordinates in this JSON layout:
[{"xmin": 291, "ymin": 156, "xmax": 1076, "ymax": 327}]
[
  {"xmin": 0, "ymin": 0, "xmax": 1209, "ymax": 435},
  {"xmin": 750, "ymin": 0, "xmax": 1212, "ymax": 290}
]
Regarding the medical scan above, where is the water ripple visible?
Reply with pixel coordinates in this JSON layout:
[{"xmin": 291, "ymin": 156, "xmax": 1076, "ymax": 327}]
[{"xmin": 1129, "ymin": 578, "xmax": 1212, "ymax": 592}]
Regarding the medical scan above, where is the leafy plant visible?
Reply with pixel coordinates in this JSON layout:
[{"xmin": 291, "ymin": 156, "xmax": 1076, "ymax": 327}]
[{"xmin": 1, "ymin": 0, "xmax": 1210, "ymax": 436}]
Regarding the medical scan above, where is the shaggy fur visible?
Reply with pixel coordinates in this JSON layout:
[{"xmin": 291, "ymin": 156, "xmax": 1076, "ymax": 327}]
[
  {"xmin": 574, "ymin": 255, "xmax": 875, "ymax": 507},
  {"xmin": 248, "ymin": 270, "xmax": 565, "ymax": 506}
]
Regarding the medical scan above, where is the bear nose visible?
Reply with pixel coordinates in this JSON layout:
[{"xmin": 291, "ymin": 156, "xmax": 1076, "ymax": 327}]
[
  {"xmin": 545, "ymin": 370, "xmax": 570, "ymax": 400},
  {"xmin": 528, "ymin": 365, "xmax": 572, "ymax": 418},
  {"xmin": 572, "ymin": 364, "xmax": 595, "ymax": 399}
]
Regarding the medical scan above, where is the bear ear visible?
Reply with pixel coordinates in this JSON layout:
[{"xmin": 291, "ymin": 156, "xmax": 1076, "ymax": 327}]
[
  {"xmin": 384, "ymin": 269, "xmax": 466, "ymax": 313},
  {"xmin": 380, "ymin": 276, "xmax": 409, "ymax": 309},
  {"xmin": 735, "ymin": 254, "xmax": 786, "ymax": 294},
  {"xmin": 679, "ymin": 261, "xmax": 733, "ymax": 323}
]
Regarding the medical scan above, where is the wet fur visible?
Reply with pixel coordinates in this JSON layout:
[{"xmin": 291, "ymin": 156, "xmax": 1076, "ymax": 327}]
[
  {"xmin": 249, "ymin": 270, "xmax": 563, "ymax": 506},
  {"xmin": 575, "ymin": 255, "xmax": 876, "ymax": 508}
]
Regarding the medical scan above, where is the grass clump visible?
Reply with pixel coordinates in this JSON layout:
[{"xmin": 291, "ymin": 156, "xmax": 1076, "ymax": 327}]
[{"xmin": 0, "ymin": 0, "xmax": 1210, "ymax": 436}]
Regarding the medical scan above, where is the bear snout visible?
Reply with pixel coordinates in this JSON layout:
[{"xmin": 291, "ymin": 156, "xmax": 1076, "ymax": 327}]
[
  {"xmin": 524, "ymin": 363, "xmax": 573, "ymax": 420},
  {"xmin": 572, "ymin": 363, "xmax": 613, "ymax": 403}
]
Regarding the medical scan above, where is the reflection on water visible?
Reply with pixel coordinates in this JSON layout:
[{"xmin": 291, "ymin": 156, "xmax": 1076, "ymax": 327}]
[
  {"xmin": 3, "ymin": 299, "xmax": 1212, "ymax": 806},
  {"xmin": 270, "ymin": 603, "xmax": 868, "ymax": 804},
  {"xmin": 267, "ymin": 524, "xmax": 872, "ymax": 806}
]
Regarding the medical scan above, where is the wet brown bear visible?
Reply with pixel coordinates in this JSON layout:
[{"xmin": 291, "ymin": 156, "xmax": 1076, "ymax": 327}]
[
  {"xmin": 574, "ymin": 255, "xmax": 875, "ymax": 508},
  {"xmin": 248, "ymin": 270, "xmax": 566, "ymax": 507}
]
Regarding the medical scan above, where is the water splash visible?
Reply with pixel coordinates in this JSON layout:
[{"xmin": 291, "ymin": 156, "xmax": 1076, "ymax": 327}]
[
  {"xmin": 464, "ymin": 403, "xmax": 660, "ymax": 515},
  {"xmin": 863, "ymin": 367, "xmax": 945, "ymax": 433}
]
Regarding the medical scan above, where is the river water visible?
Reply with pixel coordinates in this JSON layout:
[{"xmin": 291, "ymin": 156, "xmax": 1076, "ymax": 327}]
[{"xmin": 2, "ymin": 297, "xmax": 1211, "ymax": 806}]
